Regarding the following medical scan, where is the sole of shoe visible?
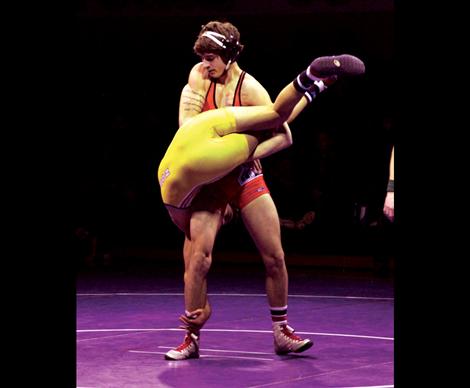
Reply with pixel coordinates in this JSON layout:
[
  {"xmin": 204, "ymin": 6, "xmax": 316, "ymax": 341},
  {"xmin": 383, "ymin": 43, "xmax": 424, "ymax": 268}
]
[
  {"xmin": 310, "ymin": 54, "xmax": 365, "ymax": 77},
  {"xmin": 164, "ymin": 352, "xmax": 200, "ymax": 361},
  {"xmin": 275, "ymin": 339, "xmax": 314, "ymax": 355},
  {"xmin": 294, "ymin": 339, "xmax": 314, "ymax": 353}
]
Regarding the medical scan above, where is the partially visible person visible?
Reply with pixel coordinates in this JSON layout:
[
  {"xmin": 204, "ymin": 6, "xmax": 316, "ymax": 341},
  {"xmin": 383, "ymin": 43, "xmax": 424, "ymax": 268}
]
[
  {"xmin": 383, "ymin": 146, "xmax": 394, "ymax": 222},
  {"xmin": 280, "ymin": 210, "xmax": 316, "ymax": 230}
]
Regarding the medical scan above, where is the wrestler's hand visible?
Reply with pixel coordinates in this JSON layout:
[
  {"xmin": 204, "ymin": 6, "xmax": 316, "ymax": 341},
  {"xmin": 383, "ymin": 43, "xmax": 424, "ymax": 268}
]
[
  {"xmin": 296, "ymin": 211, "xmax": 316, "ymax": 229},
  {"xmin": 252, "ymin": 159, "xmax": 263, "ymax": 174},
  {"xmin": 383, "ymin": 192, "xmax": 394, "ymax": 222},
  {"xmin": 179, "ymin": 306, "xmax": 212, "ymax": 330}
]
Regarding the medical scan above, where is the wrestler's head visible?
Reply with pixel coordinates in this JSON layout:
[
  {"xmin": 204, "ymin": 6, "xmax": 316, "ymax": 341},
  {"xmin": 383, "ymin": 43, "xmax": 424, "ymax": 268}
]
[{"xmin": 193, "ymin": 20, "xmax": 244, "ymax": 75}]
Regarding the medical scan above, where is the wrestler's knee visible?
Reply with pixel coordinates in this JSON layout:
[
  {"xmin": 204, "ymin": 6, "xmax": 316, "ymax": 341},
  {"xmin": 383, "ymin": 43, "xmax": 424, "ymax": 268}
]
[{"xmin": 263, "ymin": 250, "xmax": 286, "ymax": 276}]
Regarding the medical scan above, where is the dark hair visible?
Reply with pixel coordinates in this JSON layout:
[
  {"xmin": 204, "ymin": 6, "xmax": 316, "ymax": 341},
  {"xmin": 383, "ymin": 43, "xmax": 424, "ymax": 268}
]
[{"xmin": 193, "ymin": 21, "xmax": 244, "ymax": 64}]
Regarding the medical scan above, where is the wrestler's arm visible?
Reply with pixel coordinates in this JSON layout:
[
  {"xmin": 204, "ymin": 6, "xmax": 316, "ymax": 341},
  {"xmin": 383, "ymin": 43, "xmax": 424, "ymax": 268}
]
[
  {"xmin": 388, "ymin": 146, "xmax": 394, "ymax": 182},
  {"xmin": 383, "ymin": 146, "xmax": 394, "ymax": 221},
  {"xmin": 249, "ymin": 96, "xmax": 309, "ymax": 160},
  {"xmin": 178, "ymin": 63, "xmax": 208, "ymax": 127},
  {"xmin": 247, "ymin": 122, "xmax": 293, "ymax": 161}
]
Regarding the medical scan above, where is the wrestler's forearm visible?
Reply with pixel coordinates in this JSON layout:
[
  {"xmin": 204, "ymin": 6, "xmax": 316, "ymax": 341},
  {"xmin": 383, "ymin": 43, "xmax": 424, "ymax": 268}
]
[
  {"xmin": 179, "ymin": 84, "xmax": 205, "ymax": 127},
  {"xmin": 248, "ymin": 122, "xmax": 293, "ymax": 160},
  {"xmin": 248, "ymin": 95, "xmax": 306, "ymax": 160},
  {"xmin": 389, "ymin": 146, "xmax": 394, "ymax": 181}
]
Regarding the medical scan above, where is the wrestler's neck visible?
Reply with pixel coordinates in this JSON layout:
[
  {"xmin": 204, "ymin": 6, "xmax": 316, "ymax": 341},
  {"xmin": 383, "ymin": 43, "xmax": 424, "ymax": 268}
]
[{"xmin": 214, "ymin": 62, "xmax": 242, "ymax": 85}]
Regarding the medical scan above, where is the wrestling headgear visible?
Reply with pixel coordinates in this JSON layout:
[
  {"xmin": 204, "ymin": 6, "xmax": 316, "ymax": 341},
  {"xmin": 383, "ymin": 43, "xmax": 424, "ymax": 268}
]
[{"xmin": 201, "ymin": 31, "xmax": 242, "ymax": 66}]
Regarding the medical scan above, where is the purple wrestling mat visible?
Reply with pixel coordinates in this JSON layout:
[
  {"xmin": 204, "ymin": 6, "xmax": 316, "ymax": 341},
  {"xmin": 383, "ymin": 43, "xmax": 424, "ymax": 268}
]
[{"xmin": 77, "ymin": 257, "xmax": 394, "ymax": 387}]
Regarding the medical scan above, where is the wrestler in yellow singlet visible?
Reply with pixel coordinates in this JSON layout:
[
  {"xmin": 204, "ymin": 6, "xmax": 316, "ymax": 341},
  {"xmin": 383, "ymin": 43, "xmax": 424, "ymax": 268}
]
[{"xmin": 158, "ymin": 107, "xmax": 259, "ymax": 208}]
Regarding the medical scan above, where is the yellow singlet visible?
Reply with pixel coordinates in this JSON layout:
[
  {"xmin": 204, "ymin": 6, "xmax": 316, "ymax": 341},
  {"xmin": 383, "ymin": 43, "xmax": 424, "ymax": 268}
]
[{"xmin": 158, "ymin": 107, "xmax": 257, "ymax": 208}]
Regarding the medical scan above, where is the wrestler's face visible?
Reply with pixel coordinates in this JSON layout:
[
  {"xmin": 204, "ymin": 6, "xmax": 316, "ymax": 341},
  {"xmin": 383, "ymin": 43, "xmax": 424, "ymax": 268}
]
[{"xmin": 200, "ymin": 53, "xmax": 226, "ymax": 78}]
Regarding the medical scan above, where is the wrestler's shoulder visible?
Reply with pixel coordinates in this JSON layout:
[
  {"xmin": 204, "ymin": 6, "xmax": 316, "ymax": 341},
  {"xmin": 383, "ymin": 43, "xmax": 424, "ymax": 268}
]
[
  {"xmin": 188, "ymin": 63, "xmax": 211, "ymax": 90},
  {"xmin": 240, "ymin": 73, "xmax": 272, "ymax": 104}
]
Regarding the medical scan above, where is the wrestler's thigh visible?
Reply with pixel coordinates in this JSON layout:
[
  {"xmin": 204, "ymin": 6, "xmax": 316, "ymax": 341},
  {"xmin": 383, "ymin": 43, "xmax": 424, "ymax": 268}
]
[
  {"xmin": 188, "ymin": 209, "xmax": 224, "ymax": 253},
  {"xmin": 241, "ymin": 194, "xmax": 283, "ymax": 254},
  {"xmin": 226, "ymin": 106, "xmax": 280, "ymax": 133}
]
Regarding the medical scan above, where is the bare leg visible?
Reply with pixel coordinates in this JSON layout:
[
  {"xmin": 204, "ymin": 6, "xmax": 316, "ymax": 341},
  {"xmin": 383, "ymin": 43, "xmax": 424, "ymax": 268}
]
[
  {"xmin": 164, "ymin": 193, "xmax": 226, "ymax": 360},
  {"xmin": 241, "ymin": 194, "xmax": 313, "ymax": 355},
  {"xmin": 241, "ymin": 195, "xmax": 288, "ymax": 307},
  {"xmin": 182, "ymin": 209, "xmax": 224, "ymax": 330},
  {"xmin": 228, "ymin": 83, "xmax": 304, "ymax": 133},
  {"xmin": 183, "ymin": 236, "xmax": 209, "ymax": 322}
]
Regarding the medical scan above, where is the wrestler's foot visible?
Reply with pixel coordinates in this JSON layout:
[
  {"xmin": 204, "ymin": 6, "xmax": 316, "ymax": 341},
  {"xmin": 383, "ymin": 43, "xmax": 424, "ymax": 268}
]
[
  {"xmin": 309, "ymin": 54, "xmax": 365, "ymax": 78},
  {"xmin": 164, "ymin": 332, "xmax": 199, "ymax": 360},
  {"xmin": 273, "ymin": 324, "xmax": 313, "ymax": 355}
]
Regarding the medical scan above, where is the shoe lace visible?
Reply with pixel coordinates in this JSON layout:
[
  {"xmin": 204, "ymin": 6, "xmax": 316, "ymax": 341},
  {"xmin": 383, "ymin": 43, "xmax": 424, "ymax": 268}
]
[
  {"xmin": 175, "ymin": 335, "xmax": 193, "ymax": 351},
  {"xmin": 282, "ymin": 325, "xmax": 302, "ymax": 341}
]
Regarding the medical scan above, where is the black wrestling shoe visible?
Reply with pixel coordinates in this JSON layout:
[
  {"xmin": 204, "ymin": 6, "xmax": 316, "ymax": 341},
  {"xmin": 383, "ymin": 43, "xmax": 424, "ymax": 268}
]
[{"xmin": 309, "ymin": 54, "xmax": 365, "ymax": 78}]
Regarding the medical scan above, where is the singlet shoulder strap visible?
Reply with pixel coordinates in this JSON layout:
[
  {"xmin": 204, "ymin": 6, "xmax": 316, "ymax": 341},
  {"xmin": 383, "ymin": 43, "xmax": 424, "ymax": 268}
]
[{"xmin": 203, "ymin": 81, "xmax": 218, "ymax": 111}]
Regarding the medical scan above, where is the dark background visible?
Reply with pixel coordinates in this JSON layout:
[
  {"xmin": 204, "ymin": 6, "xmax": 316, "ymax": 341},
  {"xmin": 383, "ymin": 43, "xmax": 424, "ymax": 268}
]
[{"xmin": 70, "ymin": 0, "xmax": 395, "ymax": 263}]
